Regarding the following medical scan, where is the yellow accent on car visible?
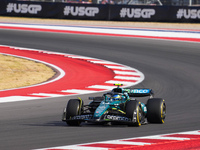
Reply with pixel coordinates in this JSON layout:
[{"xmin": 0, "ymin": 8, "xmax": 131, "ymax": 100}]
[
  {"xmin": 136, "ymin": 104, "xmax": 141, "ymax": 126},
  {"xmin": 78, "ymin": 97, "xmax": 83, "ymax": 114},
  {"xmin": 114, "ymin": 83, "xmax": 123, "ymax": 86},
  {"xmin": 161, "ymin": 99, "xmax": 165, "ymax": 123},
  {"xmin": 118, "ymin": 109, "xmax": 126, "ymax": 114}
]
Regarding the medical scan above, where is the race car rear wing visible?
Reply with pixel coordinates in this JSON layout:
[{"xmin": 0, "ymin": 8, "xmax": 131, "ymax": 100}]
[{"xmin": 123, "ymin": 88, "xmax": 154, "ymax": 98}]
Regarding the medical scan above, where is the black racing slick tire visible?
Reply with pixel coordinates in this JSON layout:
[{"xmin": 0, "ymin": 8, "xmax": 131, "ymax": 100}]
[
  {"xmin": 147, "ymin": 98, "xmax": 166, "ymax": 123},
  {"xmin": 66, "ymin": 99, "xmax": 83, "ymax": 126},
  {"xmin": 126, "ymin": 100, "xmax": 142, "ymax": 126}
]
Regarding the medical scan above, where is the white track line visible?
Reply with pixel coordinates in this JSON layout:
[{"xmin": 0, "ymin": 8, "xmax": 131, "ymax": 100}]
[
  {"xmin": 36, "ymin": 130, "xmax": 200, "ymax": 150},
  {"xmin": 61, "ymin": 89, "xmax": 99, "ymax": 94},
  {"xmin": 0, "ymin": 23, "xmax": 200, "ymax": 39}
]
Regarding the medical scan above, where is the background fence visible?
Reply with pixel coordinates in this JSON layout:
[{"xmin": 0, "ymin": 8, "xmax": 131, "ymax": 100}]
[
  {"xmin": 0, "ymin": 0, "xmax": 200, "ymax": 22},
  {"xmin": 11, "ymin": 0, "xmax": 200, "ymax": 5}
]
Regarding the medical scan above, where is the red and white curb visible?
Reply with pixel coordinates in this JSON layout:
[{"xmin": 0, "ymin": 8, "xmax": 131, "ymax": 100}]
[
  {"xmin": 0, "ymin": 22, "xmax": 200, "ymax": 42},
  {"xmin": 0, "ymin": 45, "xmax": 144, "ymax": 103},
  {"xmin": 1, "ymin": 23, "xmax": 199, "ymax": 150},
  {"xmin": 36, "ymin": 130, "xmax": 200, "ymax": 150}
]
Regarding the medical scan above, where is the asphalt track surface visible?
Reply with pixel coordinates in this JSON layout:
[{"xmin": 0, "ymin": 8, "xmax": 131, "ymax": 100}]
[{"xmin": 0, "ymin": 29, "xmax": 200, "ymax": 150}]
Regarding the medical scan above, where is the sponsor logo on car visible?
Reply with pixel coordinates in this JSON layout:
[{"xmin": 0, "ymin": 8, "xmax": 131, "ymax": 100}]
[
  {"xmin": 131, "ymin": 89, "xmax": 150, "ymax": 93},
  {"xmin": 71, "ymin": 114, "xmax": 93, "ymax": 120},
  {"xmin": 104, "ymin": 115, "xmax": 131, "ymax": 121}
]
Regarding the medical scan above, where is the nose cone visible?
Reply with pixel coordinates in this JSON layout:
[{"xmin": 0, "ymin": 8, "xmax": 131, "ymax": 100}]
[{"xmin": 94, "ymin": 103, "xmax": 109, "ymax": 119}]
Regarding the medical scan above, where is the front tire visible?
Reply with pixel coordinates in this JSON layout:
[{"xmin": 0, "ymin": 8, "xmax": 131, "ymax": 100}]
[
  {"xmin": 126, "ymin": 100, "xmax": 142, "ymax": 126},
  {"xmin": 66, "ymin": 99, "xmax": 82, "ymax": 126},
  {"xmin": 147, "ymin": 98, "xmax": 166, "ymax": 123}
]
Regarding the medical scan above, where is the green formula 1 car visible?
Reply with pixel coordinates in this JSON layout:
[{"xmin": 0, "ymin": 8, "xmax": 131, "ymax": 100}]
[{"xmin": 62, "ymin": 84, "xmax": 166, "ymax": 126}]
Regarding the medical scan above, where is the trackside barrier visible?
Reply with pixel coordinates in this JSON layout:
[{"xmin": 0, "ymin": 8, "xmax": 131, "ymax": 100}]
[{"xmin": 0, "ymin": 1, "xmax": 200, "ymax": 22}]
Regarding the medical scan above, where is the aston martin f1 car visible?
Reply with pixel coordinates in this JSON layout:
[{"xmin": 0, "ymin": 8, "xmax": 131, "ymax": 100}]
[{"xmin": 62, "ymin": 84, "xmax": 166, "ymax": 126}]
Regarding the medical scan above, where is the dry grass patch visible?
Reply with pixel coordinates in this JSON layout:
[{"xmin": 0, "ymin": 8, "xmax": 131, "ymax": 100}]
[{"xmin": 0, "ymin": 54, "xmax": 56, "ymax": 90}]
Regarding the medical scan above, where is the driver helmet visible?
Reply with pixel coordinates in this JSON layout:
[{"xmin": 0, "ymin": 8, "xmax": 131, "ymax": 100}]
[{"xmin": 111, "ymin": 94, "xmax": 121, "ymax": 101}]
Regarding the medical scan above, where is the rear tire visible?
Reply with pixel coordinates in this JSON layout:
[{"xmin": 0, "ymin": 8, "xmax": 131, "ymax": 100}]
[
  {"xmin": 147, "ymin": 98, "xmax": 166, "ymax": 123},
  {"xmin": 66, "ymin": 99, "xmax": 82, "ymax": 126},
  {"xmin": 126, "ymin": 100, "xmax": 142, "ymax": 126}
]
